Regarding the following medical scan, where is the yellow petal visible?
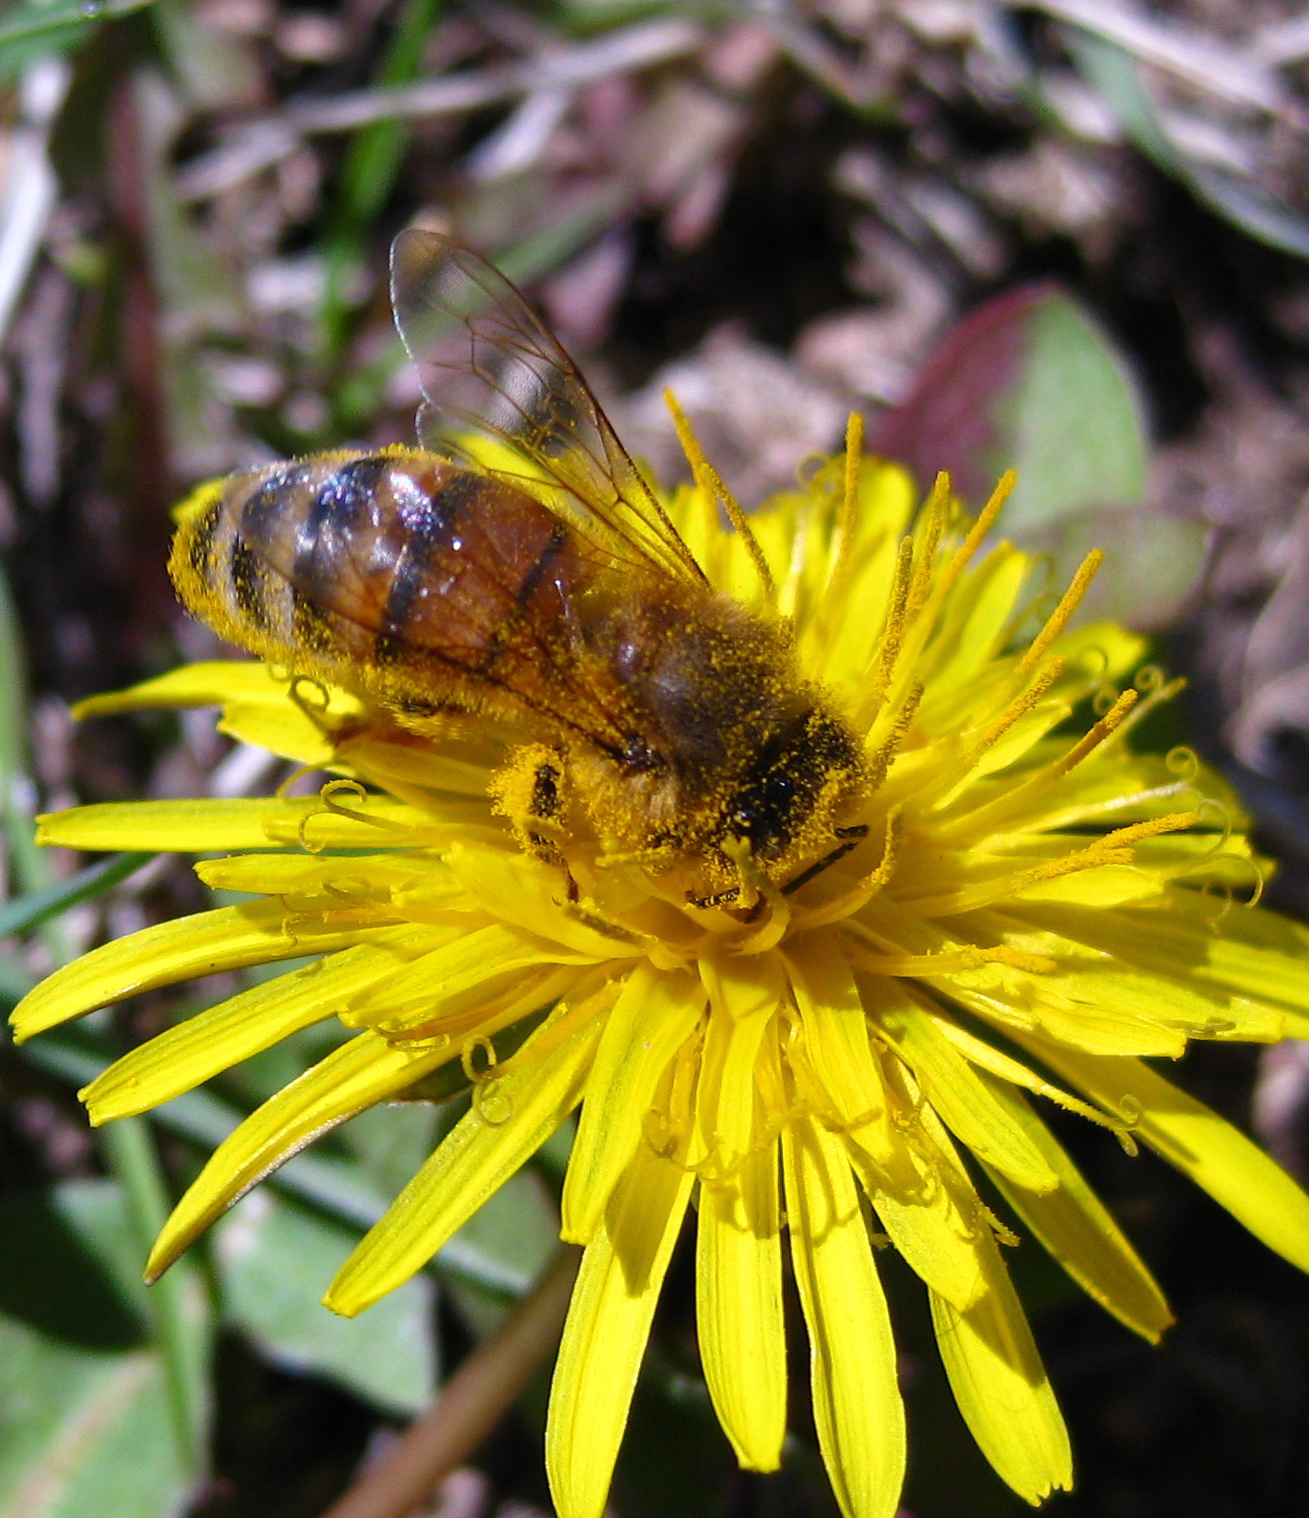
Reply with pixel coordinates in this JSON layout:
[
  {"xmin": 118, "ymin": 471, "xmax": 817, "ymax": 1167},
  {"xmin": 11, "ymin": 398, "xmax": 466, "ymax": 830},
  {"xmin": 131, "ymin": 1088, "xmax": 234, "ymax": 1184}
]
[
  {"xmin": 147, "ymin": 1029, "xmax": 455, "ymax": 1279},
  {"xmin": 326, "ymin": 997, "xmax": 605, "ymax": 1315},
  {"xmin": 1015, "ymin": 863, "xmax": 1168, "ymax": 907},
  {"xmin": 848, "ymin": 1119, "xmax": 988, "ymax": 1311},
  {"xmin": 781, "ymin": 1112, "xmax": 905, "ymax": 1518},
  {"xmin": 1051, "ymin": 620, "xmax": 1147, "ymax": 683},
  {"xmin": 696, "ymin": 1142, "xmax": 786, "ymax": 1472},
  {"xmin": 338, "ymin": 736, "xmax": 497, "ymax": 798},
  {"xmin": 72, "ymin": 660, "xmax": 341, "ymax": 716},
  {"xmin": 784, "ymin": 933, "xmax": 908, "ymax": 1182},
  {"xmin": 975, "ymin": 908, "xmax": 1285, "ymax": 1044},
  {"xmin": 1022, "ymin": 894, "xmax": 1309, "ymax": 1018},
  {"xmin": 799, "ymin": 459, "xmax": 916, "ymax": 687},
  {"xmin": 35, "ymin": 794, "xmax": 430, "ymax": 853},
  {"xmin": 929, "ymin": 1225, "xmax": 1072, "ymax": 1502},
  {"xmin": 82, "ymin": 928, "xmax": 440, "ymax": 1123},
  {"xmin": 561, "ymin": 964, "xmax": 701, "ymax": 1244},
  {"xmin": 932, "ymin": 962, "xmax": 1189, "ymax": 1058},
  {"xmin": 10, "ymin": 901, "xmax": 390, "ymax": 1041},
  {"xmin": 74, "ymin": 658, "xmax": 365, "ymax": 766},
  {"xmin": 695, "ymin": 950, "xmax": 784, "ymax": 1176},
  {"xmin": 217, "ymin": 700, "xmax": 343, "ymax": 766},
  {"xmin": 976, "ymin": 1081, "xmax": 1172, "ymax": 1342},
  {"xmin": 869, "ymin": 988, "xmax": 1057, "ymax": 1191},
  {"xmin": 36, "ymin": 799, "xmax": 294, "ymax": 852},
  {"xmin": 925, "ymin": 547, "xmax": 1030, "ymax": 697},
  {"xmin": 547, "ymin": 1138, "xmax": 695, "ymax": 1518},
  {"xmin": 360, "ymin": 922, "xmax": 606, "ymax": 1038},
  {"xmin": 441, "ymin": 843, "xmax": 639, "ymax": 959},
  {"xmin": 1032, "ymin": 1041, "xmax": 1309, "ymax": 1275},
  {"xmin": 194, "ymin": 851, "xmax": 438, "ymax": 898}
]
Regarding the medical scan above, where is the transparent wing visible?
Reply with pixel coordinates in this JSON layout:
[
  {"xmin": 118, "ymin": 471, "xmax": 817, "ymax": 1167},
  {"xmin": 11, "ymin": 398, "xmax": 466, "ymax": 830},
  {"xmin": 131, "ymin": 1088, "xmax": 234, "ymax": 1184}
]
[{"xmin": 390, "ymin": 228, "xmax": 705, "ymax": 586}]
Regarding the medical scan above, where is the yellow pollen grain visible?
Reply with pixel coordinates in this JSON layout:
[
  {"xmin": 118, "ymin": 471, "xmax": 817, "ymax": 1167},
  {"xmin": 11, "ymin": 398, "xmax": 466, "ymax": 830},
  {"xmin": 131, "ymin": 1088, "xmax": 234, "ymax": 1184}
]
[
  {"xmin": 962, "ymin": 657, "xmax": 1066, "ymax": 768},
  {"xmin": 842, "ymin": 413, "xmax": 863, "ymax": 541},
  {"xmin": 904, "ymin": 473, "xmax": 951, "ymax": 622},
  {"xmin": 865, "ymin": 682, "xmax": 924, "ymax": 793},
  {"xmin": 943, "ymin": 471, "xmax": 1015, "ymax": 589},
  {"xmin": 906, "ymin": 470, "xmax": 1017, "ymax": 642},
  {"xmin": 665, "ymin": 389, "xmax": 775, "ymax": 601},
  {"xmin": 1097, "ymin": 811, "xmax": 1201, "ymax": 849},
  {"xmin": 821, "ymin": 412, "xmax": 865, "ymax": 610},
  {"xmin": 861, "ymin": 537, "xmax": 916, "ymax": 722},
  {"xmin": 1057, "ymin": 687, "xmax": 1139, "ymax": 770},
  {"xmin": 936, "ymin": 686, "xmax": 1141, "ymax": 845},
  {"xmin": 907, "ymin": 811, "xmax": 1199, "ymax": 917},
  {"xmin": 1008, "ymin": 549, "xmax": 1104, "ymax": 689}
]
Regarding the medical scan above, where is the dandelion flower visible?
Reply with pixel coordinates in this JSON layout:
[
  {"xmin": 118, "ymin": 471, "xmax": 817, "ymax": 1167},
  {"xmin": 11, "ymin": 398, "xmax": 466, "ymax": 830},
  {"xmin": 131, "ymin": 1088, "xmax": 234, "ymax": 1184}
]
[{"xmin": 14, "ymin": 428, "xmax": 1309, "ymax": 1518}]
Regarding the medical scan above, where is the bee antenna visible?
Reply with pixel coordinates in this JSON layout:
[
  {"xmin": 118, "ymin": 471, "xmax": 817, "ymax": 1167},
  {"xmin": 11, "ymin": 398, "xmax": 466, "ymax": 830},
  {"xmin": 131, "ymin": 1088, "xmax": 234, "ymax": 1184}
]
[{"xmin": 664, "ymin": 389, "xmax": 775, "ymax": 603}]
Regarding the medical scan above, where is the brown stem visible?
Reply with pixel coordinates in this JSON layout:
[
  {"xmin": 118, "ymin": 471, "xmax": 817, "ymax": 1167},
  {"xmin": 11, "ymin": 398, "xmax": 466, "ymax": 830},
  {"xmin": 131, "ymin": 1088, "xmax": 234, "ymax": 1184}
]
[
  {"xmin": 107, "ymin": 69, "xmax": 174, "ymax": 626},
  {"xmin": 320, "ymin": 1247, "xmax": 581, "ymax": 1518}
]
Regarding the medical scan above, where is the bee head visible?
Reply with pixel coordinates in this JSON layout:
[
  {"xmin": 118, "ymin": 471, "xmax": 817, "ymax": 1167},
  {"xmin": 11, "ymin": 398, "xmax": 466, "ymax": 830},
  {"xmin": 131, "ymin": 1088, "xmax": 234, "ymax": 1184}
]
[{"xmin": 715, "ymin": 707, "xmax": 864, "ymax": 868}]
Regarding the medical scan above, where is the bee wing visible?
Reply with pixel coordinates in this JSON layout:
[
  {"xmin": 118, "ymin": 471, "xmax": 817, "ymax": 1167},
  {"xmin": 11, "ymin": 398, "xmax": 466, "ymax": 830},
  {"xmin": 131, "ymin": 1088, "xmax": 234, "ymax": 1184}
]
[{"xmin": 390, "ymin": 229, "xmax": 705, "ymax": 586}]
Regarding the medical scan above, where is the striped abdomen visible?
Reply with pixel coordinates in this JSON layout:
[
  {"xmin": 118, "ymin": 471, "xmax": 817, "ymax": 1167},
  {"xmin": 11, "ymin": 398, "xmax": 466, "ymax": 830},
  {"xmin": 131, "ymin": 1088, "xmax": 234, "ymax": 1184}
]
[{"xmin": 169, "ymin": 447, "xmax": 597, "ymax": 726}]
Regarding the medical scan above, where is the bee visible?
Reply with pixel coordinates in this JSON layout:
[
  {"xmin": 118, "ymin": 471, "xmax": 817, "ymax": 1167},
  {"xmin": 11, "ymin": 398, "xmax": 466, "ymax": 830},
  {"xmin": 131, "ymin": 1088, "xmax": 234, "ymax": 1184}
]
[{"xmin": 170, "ymin": 230, "xmax": 868, "ymax": 904}]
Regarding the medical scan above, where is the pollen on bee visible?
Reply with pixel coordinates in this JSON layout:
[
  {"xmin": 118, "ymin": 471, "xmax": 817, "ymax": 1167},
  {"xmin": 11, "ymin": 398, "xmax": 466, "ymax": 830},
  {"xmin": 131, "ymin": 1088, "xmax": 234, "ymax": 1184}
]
[{"xmin": 491, "ymin": 743, "xmax": 569, "ymax": 854}]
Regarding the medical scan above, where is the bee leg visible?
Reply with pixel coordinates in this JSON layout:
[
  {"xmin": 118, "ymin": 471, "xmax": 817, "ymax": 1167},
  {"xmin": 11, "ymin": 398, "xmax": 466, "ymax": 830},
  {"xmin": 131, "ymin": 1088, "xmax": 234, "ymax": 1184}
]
[
  {"xmin": 491, "ymin": 746, "xmax": 578, "ymax": 896},
  {"xmin": 525, "ymin": 759, "xmax": 584, "ymax": 902},
  {"xmin": 524, "ymin": 760, "xmax": 561, "ymax": 851},
  {"xmin": 780, "ymin": 823, "xmax": 869, "ymax": 896},
  {"xmin": 686, "ymin": 884, "xmax": 741, "ymax": 910}
]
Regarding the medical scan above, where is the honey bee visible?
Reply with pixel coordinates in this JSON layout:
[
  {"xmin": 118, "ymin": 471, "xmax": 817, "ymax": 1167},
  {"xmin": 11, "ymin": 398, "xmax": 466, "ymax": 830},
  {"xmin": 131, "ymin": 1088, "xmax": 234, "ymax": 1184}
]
[{"xmin": 170, "ymin": 230, "xmax": 868, "ymax": 903}]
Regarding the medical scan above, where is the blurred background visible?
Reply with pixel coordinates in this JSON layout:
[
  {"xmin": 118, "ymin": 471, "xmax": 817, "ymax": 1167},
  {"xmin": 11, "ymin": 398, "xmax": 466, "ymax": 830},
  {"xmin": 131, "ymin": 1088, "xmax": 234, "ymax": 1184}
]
[{"xmin": 2, "ymin": 2, "xmax": 1309, "ymax": 1515}]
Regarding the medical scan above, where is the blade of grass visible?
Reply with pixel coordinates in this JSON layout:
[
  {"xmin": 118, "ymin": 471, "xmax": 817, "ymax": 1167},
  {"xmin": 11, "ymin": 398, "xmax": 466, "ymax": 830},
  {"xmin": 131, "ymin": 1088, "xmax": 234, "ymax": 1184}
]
[
  {"xmin": 0, "ymin": 850, "xmax": 156, "ymax": 938},
  {"xmin": 1066, "ymin": 27, "xmax": 1309, "ymax": 260},
  {"xmin": 0, "ymin": 0, "xmax": 155, "ymax": 54},
  {"xmin": 0, "ymin": 560, "xmax": 211, "ymax": 1478},
  {"xmin": 100, "ymin": 1116, "xmax": 210, "ymax": 1466},
  {"xmin": 23, "ymin": 1034, "xmax": 536, "ymax": 1296},
  {"xmin": 0, "ymin": 562, "xmax": 55, "ymax": 927},
  {"xmin": 320, "ymin": 0, "xmax": 444, "ymax": 359}
]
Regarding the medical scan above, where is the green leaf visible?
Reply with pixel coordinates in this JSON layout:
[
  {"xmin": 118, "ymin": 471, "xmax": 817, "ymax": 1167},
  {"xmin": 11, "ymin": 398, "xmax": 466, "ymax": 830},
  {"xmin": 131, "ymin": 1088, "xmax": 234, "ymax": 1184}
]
[
  {"xmin": 211, "ymin": 1189, "xmax": 437, "ymax": 1415},
  {"xmin": 151, "ymin": 0, "xmax": 259, "ymax": 111},
  {"xmin": 0, "ymin": 1182, "xmax": 147, "ymax": 1349},
  {"xmin": 993, "ymin": 293, "xmax": 1147, "ymax": 532},
  {"xmin": 440, "ymin": 1168, "xmax": 560, "ymax": 1339},
  {"xmin": 871, "ymin": 282, "xmax": 1204, "ymax": 627},
  {"xmin": 874, "ymin": 283, "xmax": 1148, "ymax": 526},
  {"xmin": 339, "ymin": 1098, "xmax": 443, "ymax": 1200},
  {"xmin": 22, "ymin": 1032, "xmax": 549, "ymax": 1296},
  {"xmin": 0, "ymin": 1181, "xmax": 194, "ymax": 1518},
  {"xmin": 1015, "ymin": 502, "xmax": 1207, "ymax": 632},
  {"xmin": 0, "ymin": 954, "xmax": 36, "ymax": 1006},
  {"xmin": 1066, "ymin": 28, "xmax": 1309, "ymax": 262}
]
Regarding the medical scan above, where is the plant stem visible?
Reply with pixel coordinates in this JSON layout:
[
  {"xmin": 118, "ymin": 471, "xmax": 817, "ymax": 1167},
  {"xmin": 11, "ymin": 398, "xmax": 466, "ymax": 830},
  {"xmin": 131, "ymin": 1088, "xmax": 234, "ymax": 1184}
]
[{"xmin": 320, "ymin": 1246, "xmax": 580, "ymax": 1518}]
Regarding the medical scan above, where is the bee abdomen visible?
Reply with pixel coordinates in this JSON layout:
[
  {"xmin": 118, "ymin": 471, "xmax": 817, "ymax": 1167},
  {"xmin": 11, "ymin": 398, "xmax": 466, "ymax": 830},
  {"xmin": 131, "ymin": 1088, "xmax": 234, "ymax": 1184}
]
[{"xmin": 169, "ymin": 449, "xmax": 587, "ymax": 713}]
